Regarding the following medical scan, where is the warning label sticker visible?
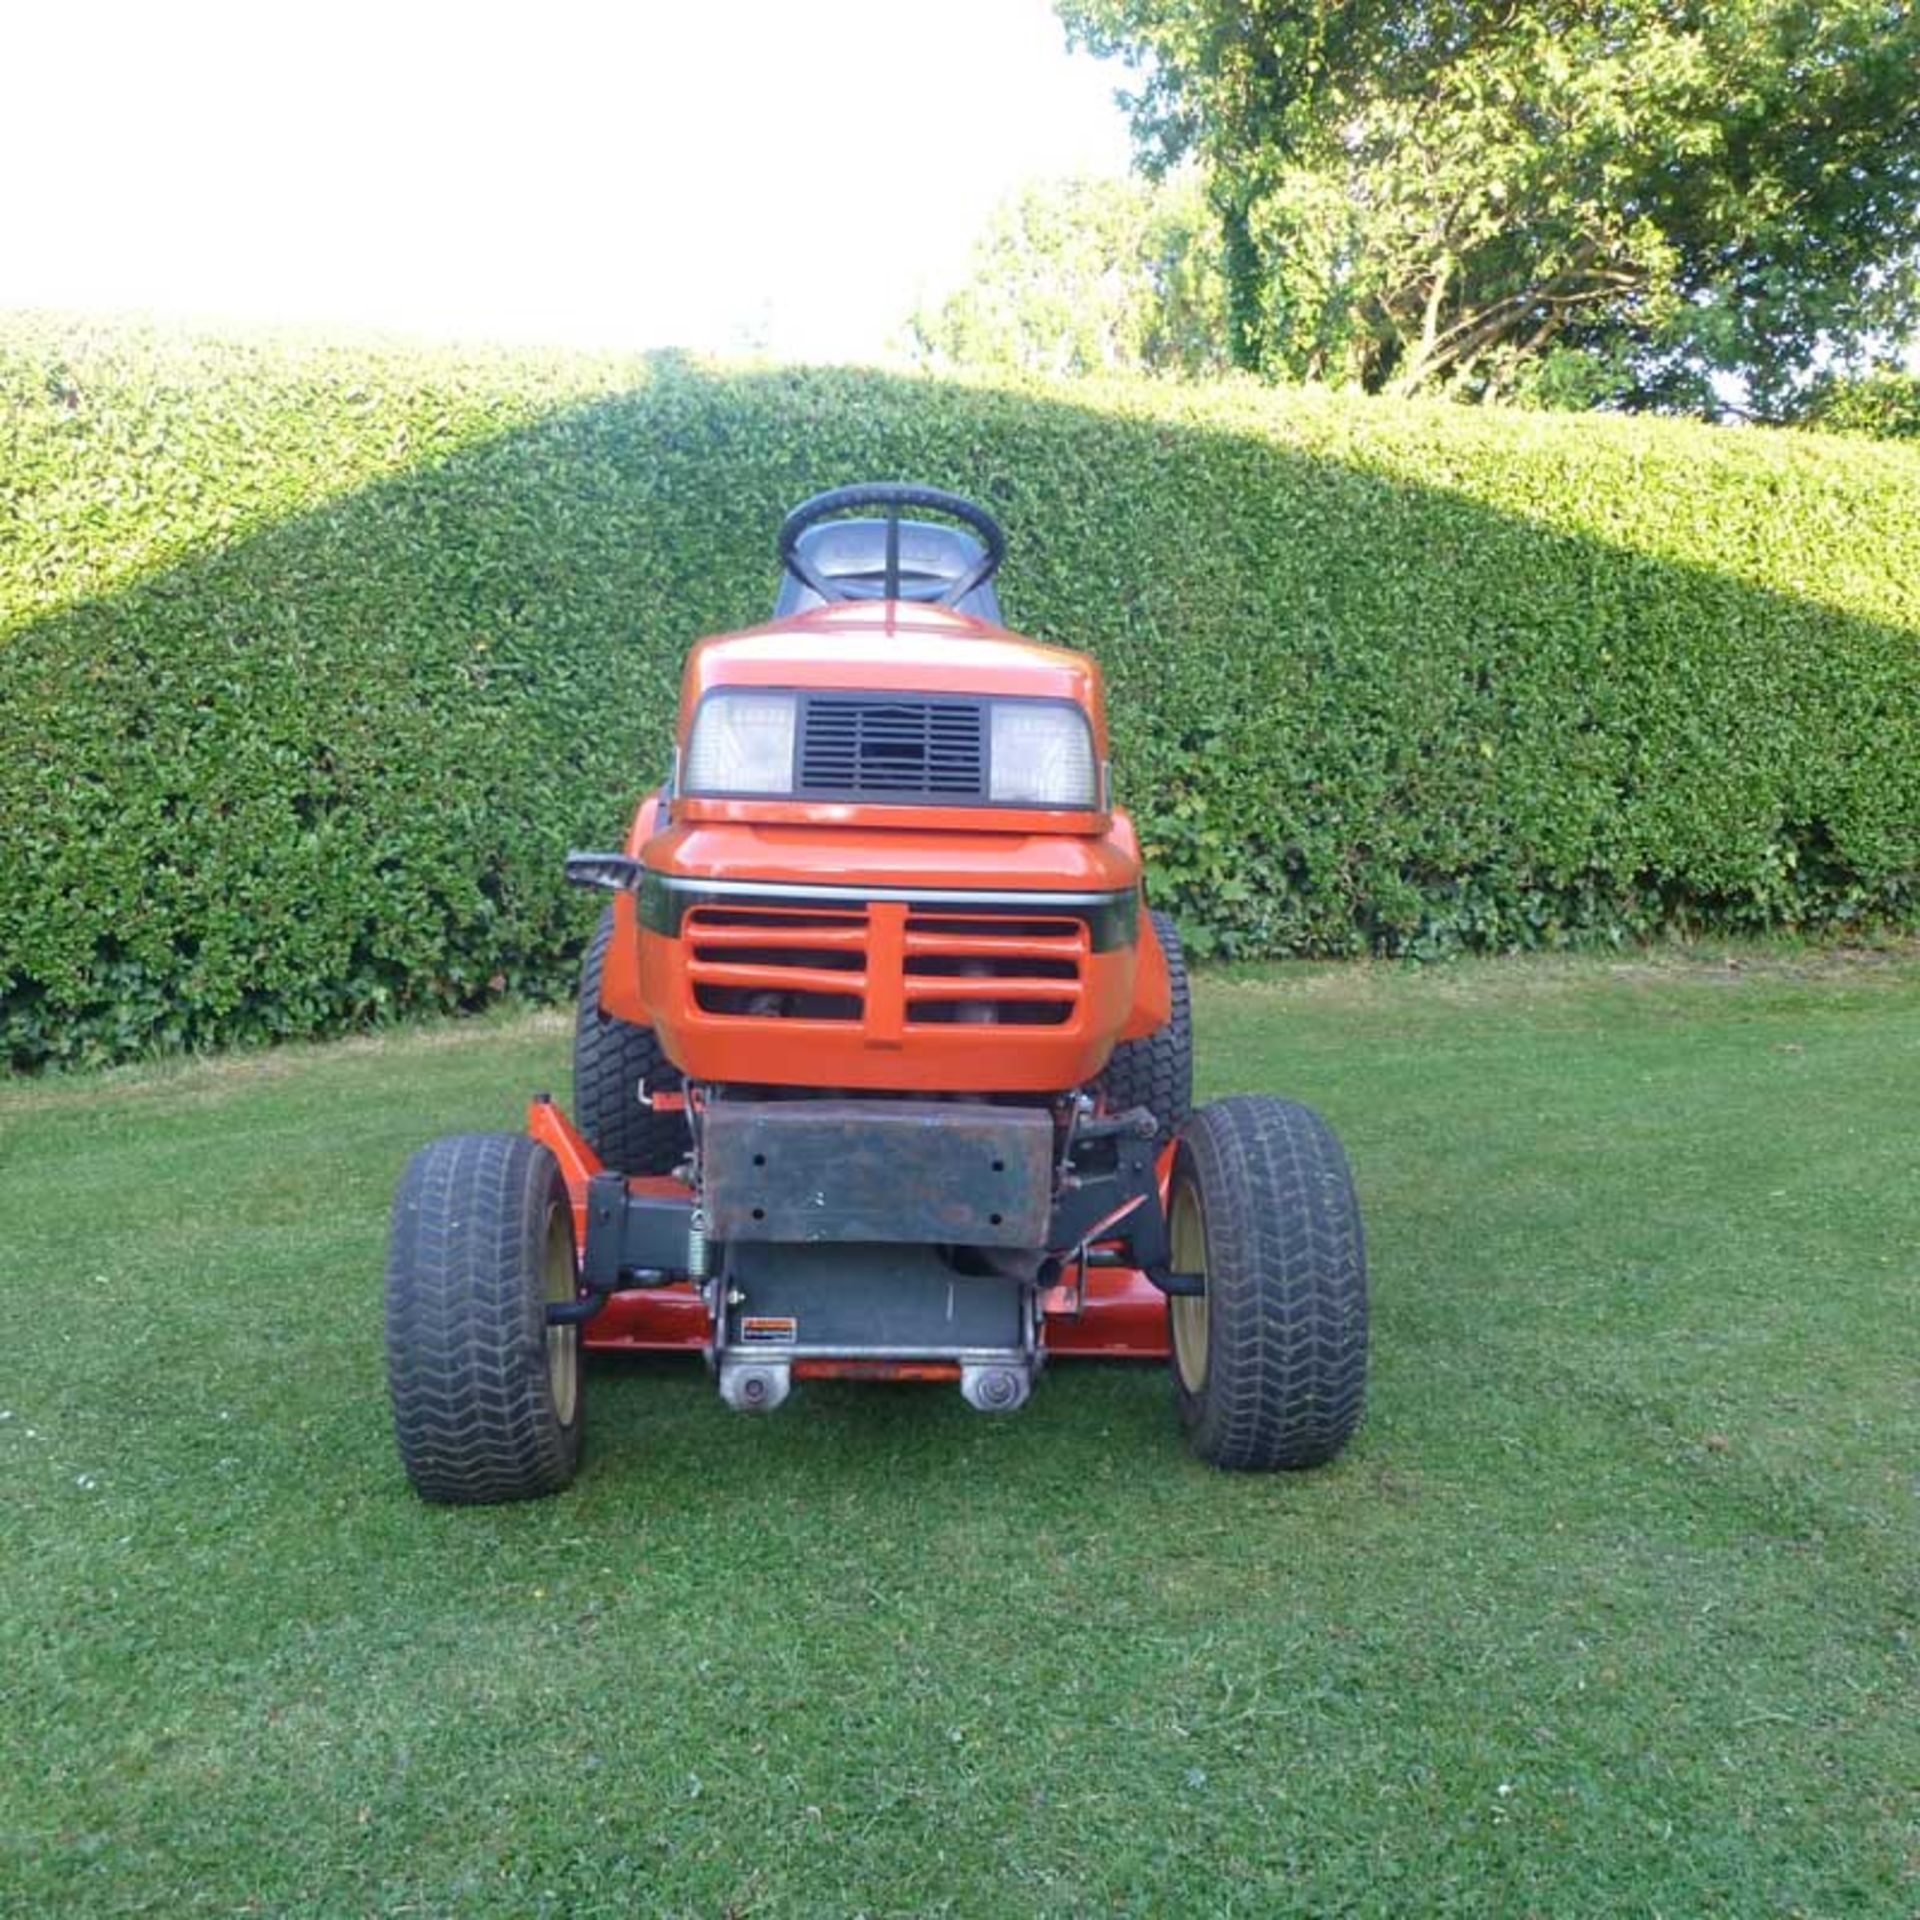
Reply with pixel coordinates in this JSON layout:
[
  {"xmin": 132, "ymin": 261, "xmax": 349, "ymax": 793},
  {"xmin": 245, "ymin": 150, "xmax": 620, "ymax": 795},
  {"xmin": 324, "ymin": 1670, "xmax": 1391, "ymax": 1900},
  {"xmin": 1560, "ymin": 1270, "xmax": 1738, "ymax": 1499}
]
[{"xmin": 739, "ymin": 1315, "xmax": 798, "ymax": 1345}]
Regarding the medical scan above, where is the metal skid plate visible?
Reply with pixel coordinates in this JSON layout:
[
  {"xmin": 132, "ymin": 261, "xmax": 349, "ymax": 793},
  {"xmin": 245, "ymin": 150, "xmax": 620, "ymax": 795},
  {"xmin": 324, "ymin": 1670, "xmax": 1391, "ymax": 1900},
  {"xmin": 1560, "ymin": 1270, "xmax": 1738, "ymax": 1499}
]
[
  {"xmin": 726, "ymin": 1240, "xmax": 1026, "ymax": 1352},
  {"xmin": 702, "ymin": 1099, "xmax": 1053, "ymax": 1247},
  {"xmin": 719, "ymin": 1241, "xmax": 1036, "ymax": 1416}
]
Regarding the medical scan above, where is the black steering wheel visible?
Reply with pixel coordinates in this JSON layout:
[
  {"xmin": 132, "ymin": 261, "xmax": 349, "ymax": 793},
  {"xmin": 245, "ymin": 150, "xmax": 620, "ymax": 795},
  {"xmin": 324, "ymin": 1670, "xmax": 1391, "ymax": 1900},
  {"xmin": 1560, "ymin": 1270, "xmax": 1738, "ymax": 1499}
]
[{"xmin": 777, "ymin": 484, "xmax": 1007, "ymax": 608}]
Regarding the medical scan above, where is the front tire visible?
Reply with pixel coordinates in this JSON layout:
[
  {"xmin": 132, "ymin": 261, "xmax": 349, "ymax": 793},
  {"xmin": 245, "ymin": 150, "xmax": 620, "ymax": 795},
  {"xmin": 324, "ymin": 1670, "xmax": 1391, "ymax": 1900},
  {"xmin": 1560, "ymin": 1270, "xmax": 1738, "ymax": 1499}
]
[
  {"xmin": 1168, "ymin": 1096, "xmax": 1368, "ymax": 1470},
  {"xmin": 385, "ymin": 1132, "xmax": 584, "ymax": 1504},
  {"xmin": 574, "ymin": 905, "xmax": 683, "ymax": 1175},
  {"xmin": 1098, "ymin": 908, "xmax": 1192, "ymax": 1145}
]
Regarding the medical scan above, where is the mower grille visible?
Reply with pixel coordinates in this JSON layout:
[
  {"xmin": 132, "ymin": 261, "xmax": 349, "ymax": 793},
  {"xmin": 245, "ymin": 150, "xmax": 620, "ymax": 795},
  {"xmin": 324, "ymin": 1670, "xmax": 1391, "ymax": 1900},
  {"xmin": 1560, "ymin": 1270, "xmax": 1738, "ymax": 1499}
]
[
  {"xmin": 682, "ymin": 902, "xmax": 1086, "ymax": 1029},
  {"xmin": 904, "ymin": 913, "xmax": 1081, "ymax": 1027},
  {"xmin": 688, "ymin": 906, "xmax": 867, "ymax": 1022},
  {"xmin": 798, "ymin": 696, "xmax": 986, "ymax": 801}
]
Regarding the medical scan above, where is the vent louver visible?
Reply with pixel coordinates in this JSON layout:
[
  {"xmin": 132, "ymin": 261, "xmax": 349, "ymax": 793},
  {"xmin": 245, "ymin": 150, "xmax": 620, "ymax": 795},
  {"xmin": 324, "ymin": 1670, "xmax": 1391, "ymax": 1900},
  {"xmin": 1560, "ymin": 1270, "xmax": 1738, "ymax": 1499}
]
[{"xmin": 798, "ymin": 697, "xmax": 986, "ymax": 801}]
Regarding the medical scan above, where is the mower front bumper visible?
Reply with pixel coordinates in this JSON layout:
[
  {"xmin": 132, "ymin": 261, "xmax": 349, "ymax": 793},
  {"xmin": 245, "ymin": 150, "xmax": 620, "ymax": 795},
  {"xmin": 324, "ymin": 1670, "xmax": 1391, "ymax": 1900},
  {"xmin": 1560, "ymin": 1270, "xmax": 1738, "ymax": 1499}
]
[{"xmin": 571, "ymin": 820, "xmax": 1157, "ymax": 1094}]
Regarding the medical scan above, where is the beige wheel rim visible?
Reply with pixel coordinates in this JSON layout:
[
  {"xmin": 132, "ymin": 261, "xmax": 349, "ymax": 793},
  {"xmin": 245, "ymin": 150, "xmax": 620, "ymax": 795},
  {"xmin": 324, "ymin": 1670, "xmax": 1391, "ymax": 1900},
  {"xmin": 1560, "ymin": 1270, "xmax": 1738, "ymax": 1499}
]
[
  {"xmin": 1169, "ymin": 1177, "xmax": 1209, "ymax": 1394},
  {"xmin": 543, "ymin": 1202, "xmax": 579, "ymax": 1427}
]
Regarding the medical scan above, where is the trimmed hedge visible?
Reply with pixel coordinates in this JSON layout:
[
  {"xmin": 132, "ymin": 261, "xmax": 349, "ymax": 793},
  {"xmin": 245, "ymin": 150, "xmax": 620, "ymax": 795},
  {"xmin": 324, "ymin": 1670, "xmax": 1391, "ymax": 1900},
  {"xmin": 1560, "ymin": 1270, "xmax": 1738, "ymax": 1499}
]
[{"xmin": 3, "ymin": 314, "xmax": 1918, "ymax": 1067}]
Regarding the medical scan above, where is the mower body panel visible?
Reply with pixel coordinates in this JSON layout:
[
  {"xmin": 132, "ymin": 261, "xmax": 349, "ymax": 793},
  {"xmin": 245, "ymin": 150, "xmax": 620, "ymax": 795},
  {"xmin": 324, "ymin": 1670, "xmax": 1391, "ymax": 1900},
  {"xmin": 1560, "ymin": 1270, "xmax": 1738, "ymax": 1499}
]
[
  {"xmin": 576, "ymin": 1263, "xmax": 1171, "ymax": 1360},
  {"xmin": 682, "ymin": 601, "xmax": 1106, "ymax": 731},
  {"xmin": 597, "ymin": 824, "xmax": 1172, "ymax": 1058},
  {"xmin": 632, "ymin": 860, "xmax": 1144, "ymax": 1095},
  {"xmin": 586, "ymin": 601, "xmax": 1171, "ymax": 1084}
]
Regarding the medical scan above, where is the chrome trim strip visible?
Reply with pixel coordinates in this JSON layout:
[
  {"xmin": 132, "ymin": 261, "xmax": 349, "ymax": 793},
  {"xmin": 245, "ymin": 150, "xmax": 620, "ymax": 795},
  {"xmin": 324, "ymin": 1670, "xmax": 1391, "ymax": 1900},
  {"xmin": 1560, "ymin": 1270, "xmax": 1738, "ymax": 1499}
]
[
  {"xmin": 638, "ymin": 871, "xmax": 1140, "ymax": 950},
  {"xmin": 654, "ymin": 875, "xmax": 1128, "ymax": 909}
]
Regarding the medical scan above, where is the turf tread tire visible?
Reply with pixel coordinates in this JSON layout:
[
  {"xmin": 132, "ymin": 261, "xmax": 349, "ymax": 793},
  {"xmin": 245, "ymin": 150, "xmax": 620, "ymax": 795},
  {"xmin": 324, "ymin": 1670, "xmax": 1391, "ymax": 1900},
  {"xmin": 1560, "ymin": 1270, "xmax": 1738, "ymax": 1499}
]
[
  {"xmin": 385, "ymin": 1132, "xmax": 583, "ymax": 1504},
  {"xmin": 1098, "ymin": 909, "xmax": 1192, "ymax": 1145},
  {"xmin": 573, "ymin": 906, "xmax": 683, "ymax": 1176},
  {"xmin": 1172, "ymin": 1095, "xmax": 1367, "ymax": 1471}
]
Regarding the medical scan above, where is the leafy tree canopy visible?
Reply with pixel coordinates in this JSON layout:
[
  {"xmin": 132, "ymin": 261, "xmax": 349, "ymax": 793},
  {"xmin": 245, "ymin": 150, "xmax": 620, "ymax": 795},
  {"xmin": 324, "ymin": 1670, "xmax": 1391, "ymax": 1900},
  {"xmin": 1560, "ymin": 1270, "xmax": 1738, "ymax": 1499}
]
[
  {"xmin": 906, "ymin": 173, "xmax": 1230, "ymax": 379},
  {"xmin": 1057, "ymin": 0, "xmax": 1920, "ymax": 414},
  {"xmin": 1792, "ymin": 364, "xmax": 1920, "ymax": 438}
]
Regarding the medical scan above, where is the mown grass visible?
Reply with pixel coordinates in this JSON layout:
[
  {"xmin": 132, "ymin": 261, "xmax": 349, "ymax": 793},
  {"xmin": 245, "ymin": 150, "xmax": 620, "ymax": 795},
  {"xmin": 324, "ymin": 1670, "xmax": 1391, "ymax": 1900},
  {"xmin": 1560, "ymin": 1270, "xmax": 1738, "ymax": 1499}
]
[{"xmin": 2, "ymin": 951, "xmax": 1916, "ymax": 1917}]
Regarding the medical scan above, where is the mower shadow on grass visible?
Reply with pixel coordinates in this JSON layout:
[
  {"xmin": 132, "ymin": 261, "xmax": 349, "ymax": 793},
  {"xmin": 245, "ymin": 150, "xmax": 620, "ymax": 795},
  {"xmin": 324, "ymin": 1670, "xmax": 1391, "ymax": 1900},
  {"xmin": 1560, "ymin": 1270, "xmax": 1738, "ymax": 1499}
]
[{"xmin": 574, "ymin": 1348, "xmax": 1184, "ymax": 1492}]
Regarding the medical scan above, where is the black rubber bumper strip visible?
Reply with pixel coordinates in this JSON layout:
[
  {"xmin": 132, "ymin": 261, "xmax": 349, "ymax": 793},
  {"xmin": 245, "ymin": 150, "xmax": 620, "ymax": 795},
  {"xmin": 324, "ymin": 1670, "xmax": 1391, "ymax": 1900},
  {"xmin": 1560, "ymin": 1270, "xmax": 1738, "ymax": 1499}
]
[{"xmin": 633, "ymin": 868, "xmax": 1140, "ymax": 952}]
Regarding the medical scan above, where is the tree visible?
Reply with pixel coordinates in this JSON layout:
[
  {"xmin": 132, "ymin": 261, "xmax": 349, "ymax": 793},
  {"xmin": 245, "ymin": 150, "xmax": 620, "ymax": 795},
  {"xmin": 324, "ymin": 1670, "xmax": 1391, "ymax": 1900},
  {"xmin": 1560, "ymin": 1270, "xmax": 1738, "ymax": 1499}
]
[
  {"xmin": 907, "ymin": 173, "xmax": 1230, "ymax": 379},
  {"xmin": 1792, "ymin": 364, "xmax": 1920, "ymax": 439},
  {"xmin": 1058, "ymin": 0, "xmax": 1920, "ymax": 414}
]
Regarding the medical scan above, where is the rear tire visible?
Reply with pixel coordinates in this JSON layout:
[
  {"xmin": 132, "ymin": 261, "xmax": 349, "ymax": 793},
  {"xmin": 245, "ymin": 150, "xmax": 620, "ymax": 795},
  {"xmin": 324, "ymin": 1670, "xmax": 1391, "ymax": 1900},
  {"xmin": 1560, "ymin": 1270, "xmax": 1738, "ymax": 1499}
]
[
  {"xmin": 1098, "ymin": 908, "xmax": 1192, "ymax": 1145},
  {"xmin": 385, "ymin": 1132, "xmax": 583, "ymax": 1504},
  {"xmin": 573, "ymin": 905, "xmax": 683, "ymax": 1175},
  {"xmin": 1167, "ymin": 1096, "xmax": 1367, "ymax": 1471}
]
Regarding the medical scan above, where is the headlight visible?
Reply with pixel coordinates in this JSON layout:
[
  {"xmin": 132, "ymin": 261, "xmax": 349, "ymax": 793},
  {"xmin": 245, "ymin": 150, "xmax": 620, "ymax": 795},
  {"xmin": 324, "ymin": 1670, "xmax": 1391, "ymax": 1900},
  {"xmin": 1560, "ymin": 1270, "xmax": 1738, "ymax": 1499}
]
[
  {"xmin": 682, "ymin": 689, "xmax": 1099, "ymax": 808},
  {"xmin": 989, "ymin": 701, "xmax": 1097, "ymax": 807},
  {"xmin": 683, "ymin": 691, "xmax": 798, "ymax": 795}
]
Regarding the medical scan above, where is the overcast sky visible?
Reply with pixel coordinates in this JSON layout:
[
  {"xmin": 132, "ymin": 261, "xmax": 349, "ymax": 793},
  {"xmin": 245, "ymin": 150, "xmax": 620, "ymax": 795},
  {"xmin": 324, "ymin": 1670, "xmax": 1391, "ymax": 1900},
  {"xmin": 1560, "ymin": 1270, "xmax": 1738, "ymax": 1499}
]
[{"xmin": 4, "ymin": 0, "xmax": 1135, "ymax": 360}]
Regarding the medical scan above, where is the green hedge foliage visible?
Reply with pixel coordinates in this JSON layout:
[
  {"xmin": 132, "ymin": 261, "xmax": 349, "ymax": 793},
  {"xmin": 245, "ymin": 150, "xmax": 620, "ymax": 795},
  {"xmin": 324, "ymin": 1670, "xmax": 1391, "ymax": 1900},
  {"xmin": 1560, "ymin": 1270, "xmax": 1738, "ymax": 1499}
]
[{"xmin": 4, "ymin": 314, "xmax": 1918, "ymax": 1067}]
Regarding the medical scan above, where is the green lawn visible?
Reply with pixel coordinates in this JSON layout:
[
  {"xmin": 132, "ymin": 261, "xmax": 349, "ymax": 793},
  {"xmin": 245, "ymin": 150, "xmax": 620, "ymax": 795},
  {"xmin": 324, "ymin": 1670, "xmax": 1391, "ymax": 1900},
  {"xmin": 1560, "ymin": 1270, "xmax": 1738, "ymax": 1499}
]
[{"xmin": 3, "ymin": 951, "xmax": 1916, "ymax": 1917}]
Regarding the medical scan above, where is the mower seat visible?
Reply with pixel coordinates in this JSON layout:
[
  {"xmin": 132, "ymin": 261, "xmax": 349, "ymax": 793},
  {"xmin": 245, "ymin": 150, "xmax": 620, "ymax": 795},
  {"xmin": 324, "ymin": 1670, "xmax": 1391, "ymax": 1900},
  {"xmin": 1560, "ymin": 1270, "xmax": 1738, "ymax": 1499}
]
[{"xmin": 773, "ymin": 518, "xmax": 1003, "ymax": 623}]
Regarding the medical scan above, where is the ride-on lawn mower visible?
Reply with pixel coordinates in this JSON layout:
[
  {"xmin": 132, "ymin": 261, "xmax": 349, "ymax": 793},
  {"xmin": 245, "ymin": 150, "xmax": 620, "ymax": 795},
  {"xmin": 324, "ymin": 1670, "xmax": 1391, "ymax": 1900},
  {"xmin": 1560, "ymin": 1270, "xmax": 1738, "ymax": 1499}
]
[{"xmin": 385, "ymin": 485, "xmax": 1367, "ymax": 1502}]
